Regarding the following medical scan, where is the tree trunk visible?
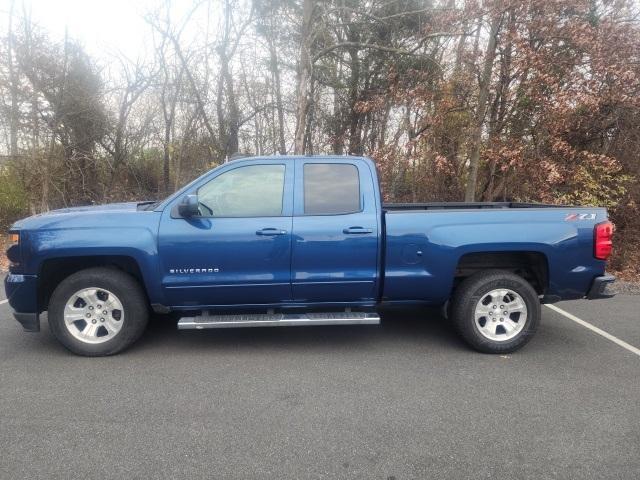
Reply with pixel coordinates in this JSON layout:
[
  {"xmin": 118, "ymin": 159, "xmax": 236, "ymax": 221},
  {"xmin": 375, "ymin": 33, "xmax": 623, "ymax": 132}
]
[
  {"xmin": 221, "ymin": 52, "xmax": 239, "ymax": 156},
  {"xmin": 347, "ymin": 43, "xmax": 361, "ymax": 154},
  {"xmin": 293, "ymin": 0, "xmax": 314, "ymax": 154},
  {"xmin": 485, "ymin": 9, "xmax": 515, "ymax": 201},
  {"xmin": 268, "ymin": 36, "xmax": 286, "ymax": 154},
  {"xmin": 7, "ymin": 0, "xmax": 19, "ymax": 158},
  {"xmin": 304, "ymin": 77, "xmax": 316, "ymax": 154},
  {"xmin": 464, "ymin": 13, "xmax": 502, "ymax": 202},
  {"xmin": 163, "ymin": 130, "xmax": 171, "ymax": 195},
  {"xmin": 331, "ymin": 58, "xmax": 344, "ymax": 155},
  {"xmin": 160, "ymin": 67, "xmax": 180, "ymax": 195}
]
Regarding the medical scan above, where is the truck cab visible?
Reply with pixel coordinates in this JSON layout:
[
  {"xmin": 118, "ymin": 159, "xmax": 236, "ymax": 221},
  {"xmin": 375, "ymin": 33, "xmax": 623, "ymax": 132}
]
[{"xmin": 158, "ymin": 156, "xmax": 381, "ymax": 309}]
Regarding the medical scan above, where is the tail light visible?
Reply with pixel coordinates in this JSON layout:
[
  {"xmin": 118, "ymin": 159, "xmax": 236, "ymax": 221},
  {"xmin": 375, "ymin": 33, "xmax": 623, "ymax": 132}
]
[{"xmin": 594, "ymin": 221, "xmax": 613, "ymax": 260}]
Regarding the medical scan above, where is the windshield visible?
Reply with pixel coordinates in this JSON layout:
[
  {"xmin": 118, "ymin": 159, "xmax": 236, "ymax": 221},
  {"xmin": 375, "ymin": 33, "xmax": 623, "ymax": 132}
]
[{"xmin": 150, "ymin": 163, "xmax": 227, "ymax": 211}]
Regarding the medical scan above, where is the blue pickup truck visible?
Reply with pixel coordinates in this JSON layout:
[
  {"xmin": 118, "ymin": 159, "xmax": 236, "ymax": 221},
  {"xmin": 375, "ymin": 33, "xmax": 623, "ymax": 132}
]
[{"xmin": 4, "ymin": 155, "xmax": 615, "ymax": 356}]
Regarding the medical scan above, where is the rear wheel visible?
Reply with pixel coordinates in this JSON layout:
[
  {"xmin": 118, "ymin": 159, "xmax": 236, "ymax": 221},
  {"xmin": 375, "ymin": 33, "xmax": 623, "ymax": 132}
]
[
  {"xmin": 451, "ymin": 270, "xmax": 540, "ymax": 353},
  {"xmin": 48, "ymin": 267, "xmax": 148, "ymax": 356}
]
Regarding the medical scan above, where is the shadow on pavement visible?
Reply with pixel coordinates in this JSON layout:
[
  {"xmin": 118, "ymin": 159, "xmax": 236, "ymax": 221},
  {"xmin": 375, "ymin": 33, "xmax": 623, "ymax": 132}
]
[
  {"xmin": 133, "ymin": 306, "xmax": 465, "ymax": 354},
  {"xmin": 1, "ymin": 303, "xmax": 467, "ymax": 358}
]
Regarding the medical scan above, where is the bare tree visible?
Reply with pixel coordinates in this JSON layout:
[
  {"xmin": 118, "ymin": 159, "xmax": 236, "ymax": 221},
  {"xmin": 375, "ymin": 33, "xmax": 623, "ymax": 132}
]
[
  {"xmin": 102, "ymin": 57, "xmax": 153, "ymax": 180},
  {"xmin": 464, "ymin": 11, "xmax": 503, "ymax": 202},
  {"xmin": 145, "ymin": 4, "xmax": 219, "ymax": 157},
  {"xmin": 293, "ymin": 0, "xmax": 314, "ymax": 154},
  {"xmin": 6, "ymin": 0, "xmax": 18, "ymax": 158}
]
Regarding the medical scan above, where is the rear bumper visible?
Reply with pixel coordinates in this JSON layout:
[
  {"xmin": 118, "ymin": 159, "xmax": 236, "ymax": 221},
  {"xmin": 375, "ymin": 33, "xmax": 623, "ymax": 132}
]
[
  {"xmin": 587, "ymin": 274, "xmax": 616, "ymax": 300},
  {"xmin": 4, "ymin": 273, "xmax": 40, "ymax": 332}
]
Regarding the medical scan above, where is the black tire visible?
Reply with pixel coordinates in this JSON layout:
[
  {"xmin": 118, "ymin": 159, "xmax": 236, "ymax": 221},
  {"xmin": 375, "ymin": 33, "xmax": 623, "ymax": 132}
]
[
  {"xmin": 451, "ymin": 270, "xmax": 540, "ymax": 354},
  {"xmin": 48, "ymin": 267, "xmax": 149, "ymax": 356}
]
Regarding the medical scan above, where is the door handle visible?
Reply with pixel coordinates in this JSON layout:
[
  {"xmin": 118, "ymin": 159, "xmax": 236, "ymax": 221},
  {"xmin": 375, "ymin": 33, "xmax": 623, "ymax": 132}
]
[
  {"xmin": 343, "ymin": 226, "xmax": 373, "ymax": 234},
  {"xmin": 256, "ymin": 228, "xmax": 288, "ymax": 236}
]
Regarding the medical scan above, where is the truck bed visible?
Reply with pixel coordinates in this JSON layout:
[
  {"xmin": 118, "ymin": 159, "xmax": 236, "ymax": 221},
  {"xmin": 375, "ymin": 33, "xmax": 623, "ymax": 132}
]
[
  {"xmin": 383, "ymin": 202, "xmax": 569, "ymax": 211},
  {"xmin": 381, "ymin": 203, "xmax": 608, "ymax": 304}
]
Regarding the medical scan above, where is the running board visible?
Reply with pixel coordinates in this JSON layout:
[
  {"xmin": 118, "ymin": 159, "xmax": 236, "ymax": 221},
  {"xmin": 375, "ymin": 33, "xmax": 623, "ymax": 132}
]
[{"xmin": 177, "ymin": 312, "xmax": 381, "ymax": 330}]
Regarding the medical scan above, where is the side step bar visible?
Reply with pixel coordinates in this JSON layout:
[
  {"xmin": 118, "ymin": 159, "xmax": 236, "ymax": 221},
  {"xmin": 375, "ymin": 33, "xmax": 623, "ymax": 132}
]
[{"xmin": 177, "ymin": 311, "xmax": 381, "ymax": 330}]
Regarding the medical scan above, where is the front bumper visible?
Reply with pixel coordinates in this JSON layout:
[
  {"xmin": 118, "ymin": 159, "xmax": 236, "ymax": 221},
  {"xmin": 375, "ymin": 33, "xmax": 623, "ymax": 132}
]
[
  {"xmin": 4, "ymin": 273, "xmax": 40, "ymax": 332},
  {"xmin": 13, "ymin": 312, "xmax": 40, "ymax": 332},
  {"xmin": 586, "ymin": 274, "xmax": 616, "ymax": 300}
]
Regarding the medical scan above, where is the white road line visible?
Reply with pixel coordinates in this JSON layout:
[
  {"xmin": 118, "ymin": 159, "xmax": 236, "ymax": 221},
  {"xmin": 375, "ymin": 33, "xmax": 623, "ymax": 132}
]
[
  {"xmin": 0, "ymin": 299, "xmax": 7, "ymax": 305},
  {"xmin": 545, "ymin": 304, "xmax": 640, "ymax": 357}
]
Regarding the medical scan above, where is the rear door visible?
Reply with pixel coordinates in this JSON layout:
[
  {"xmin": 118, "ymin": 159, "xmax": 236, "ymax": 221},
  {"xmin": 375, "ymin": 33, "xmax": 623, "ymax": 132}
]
[{"xmin": 291, "ymin": 159, "xmax": 380, "ymax": 304}]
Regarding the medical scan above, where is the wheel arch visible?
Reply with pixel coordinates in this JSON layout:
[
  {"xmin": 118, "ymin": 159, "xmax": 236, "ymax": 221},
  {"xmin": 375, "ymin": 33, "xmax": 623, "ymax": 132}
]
[
  {"xmin": 38, "ymin": 255, "xmax": 147, "ymax": 312},
  {"xmin": 454, "ymin": 251, "xmax": 549, "ymax": 295}
]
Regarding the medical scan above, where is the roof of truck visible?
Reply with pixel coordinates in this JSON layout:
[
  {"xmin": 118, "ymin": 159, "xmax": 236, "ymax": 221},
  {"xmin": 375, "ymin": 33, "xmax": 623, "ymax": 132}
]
[{"xmin": 228, "ymin": 154, "xmax": 374, "ymax": 162}]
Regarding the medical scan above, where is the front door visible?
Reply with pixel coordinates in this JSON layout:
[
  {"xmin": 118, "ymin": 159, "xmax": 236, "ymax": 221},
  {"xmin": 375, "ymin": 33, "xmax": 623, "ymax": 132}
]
[
  {"xmin": 291, "ymin": 160, "xmax": 380, "ymax": 304},
  {"xmin": 158, "ymin": 161, "xmax": 294, "ymax": 307}
]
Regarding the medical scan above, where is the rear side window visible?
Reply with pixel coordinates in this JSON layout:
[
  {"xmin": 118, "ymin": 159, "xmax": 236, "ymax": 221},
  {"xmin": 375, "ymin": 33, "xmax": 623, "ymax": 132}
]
[{"xmin": 303, "ymin": 163, "xmax": 360, "ymax": 215}]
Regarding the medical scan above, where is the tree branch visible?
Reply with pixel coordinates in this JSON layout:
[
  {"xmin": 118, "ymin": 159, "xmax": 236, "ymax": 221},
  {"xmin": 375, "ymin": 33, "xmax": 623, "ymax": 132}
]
[{"xmin": 311, "ymin": 33, "xmax": 463, "ymax": 64}]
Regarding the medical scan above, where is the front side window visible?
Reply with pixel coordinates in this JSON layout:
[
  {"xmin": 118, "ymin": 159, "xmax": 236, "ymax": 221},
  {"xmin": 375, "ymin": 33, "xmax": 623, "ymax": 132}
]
[
  {"xmin": 197, "ymin": 164, "xmax": 285, "ymax": 217},
  {"xmin": 303, "ymin": 163, "xmax": 360, "ymax": 215}
]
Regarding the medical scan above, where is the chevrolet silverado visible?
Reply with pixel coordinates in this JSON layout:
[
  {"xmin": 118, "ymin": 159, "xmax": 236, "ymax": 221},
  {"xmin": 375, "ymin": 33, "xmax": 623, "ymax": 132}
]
[{"xmin": 4, "ymin": 155, "xmax": 615, "ymax": 356}]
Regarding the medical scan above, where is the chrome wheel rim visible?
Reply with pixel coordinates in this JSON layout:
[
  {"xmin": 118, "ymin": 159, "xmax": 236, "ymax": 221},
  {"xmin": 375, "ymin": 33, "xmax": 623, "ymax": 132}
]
[
  {"xmin": 63, "ymin": 288, "xmax": 124, "ymax": 344},
  {"xmin": 474, "ymin": 288, "xmax": 527, "ymax": 341}
]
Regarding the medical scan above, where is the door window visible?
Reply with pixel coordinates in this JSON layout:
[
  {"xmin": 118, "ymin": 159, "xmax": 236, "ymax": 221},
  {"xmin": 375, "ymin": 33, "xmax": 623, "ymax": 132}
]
[
  {"xmin": 197, "ymin": 164, "xmax": 285, "ymax": 217},
  {"xmin": 303, "ymin": 163, "xmax": 360, "ymax": 215}
]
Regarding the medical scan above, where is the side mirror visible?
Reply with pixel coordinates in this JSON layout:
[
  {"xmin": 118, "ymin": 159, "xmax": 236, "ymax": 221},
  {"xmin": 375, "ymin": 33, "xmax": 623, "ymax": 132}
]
[{"xmin": 178, "ymin": 194, "xmax": 199, "ymax": 217}]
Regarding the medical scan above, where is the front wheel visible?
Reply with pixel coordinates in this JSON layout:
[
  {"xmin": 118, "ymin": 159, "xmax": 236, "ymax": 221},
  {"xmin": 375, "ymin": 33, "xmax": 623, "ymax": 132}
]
[
  {"xmin": 48, "ymin": 267, "xmax": 149, "ymax": 356},
  {"xmin": 451, "ymin": 270, "xmax": 540, "ymax": 353}
]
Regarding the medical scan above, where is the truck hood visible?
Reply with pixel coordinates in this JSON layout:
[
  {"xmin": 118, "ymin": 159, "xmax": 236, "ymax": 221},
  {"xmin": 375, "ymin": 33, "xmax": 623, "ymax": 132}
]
[
  {"xmin": 44, "ymin": 202, "xmax": 143, "ymax": 215},
  {"xmin": 10, "ymin": 202, "xmax": 151, "ymax": 230}
]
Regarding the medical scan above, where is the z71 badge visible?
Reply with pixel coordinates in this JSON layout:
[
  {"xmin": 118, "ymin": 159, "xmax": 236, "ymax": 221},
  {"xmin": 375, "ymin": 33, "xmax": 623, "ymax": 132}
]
[{"xmin": 565, "ymin": 213, "xmax": 596, "ymax": 221}]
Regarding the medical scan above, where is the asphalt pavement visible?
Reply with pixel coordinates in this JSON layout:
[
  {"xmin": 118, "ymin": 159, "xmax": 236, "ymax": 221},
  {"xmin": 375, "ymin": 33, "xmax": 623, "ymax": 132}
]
[{"xmin": 0, "ymin": 278, "xmax": 638, "ymax": 479}]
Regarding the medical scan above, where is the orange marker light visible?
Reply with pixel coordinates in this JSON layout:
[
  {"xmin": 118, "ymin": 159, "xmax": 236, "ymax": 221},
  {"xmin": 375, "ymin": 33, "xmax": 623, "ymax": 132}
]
[{"xmin": 9, "ymin": 233, "xmax": 19, "ymax": 244}]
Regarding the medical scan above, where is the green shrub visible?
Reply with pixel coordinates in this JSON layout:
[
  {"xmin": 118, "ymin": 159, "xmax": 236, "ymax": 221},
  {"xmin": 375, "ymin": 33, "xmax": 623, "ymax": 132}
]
[{"xmin": 0, "ymin": 168, "xmax": 29, "ymax": 229}]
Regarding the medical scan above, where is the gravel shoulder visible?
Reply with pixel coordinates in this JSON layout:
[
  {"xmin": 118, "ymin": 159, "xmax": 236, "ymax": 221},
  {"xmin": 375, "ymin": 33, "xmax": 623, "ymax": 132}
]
[{"xmin": 611, "ymin": 279, "xmax": 640, "ymax": 295}]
